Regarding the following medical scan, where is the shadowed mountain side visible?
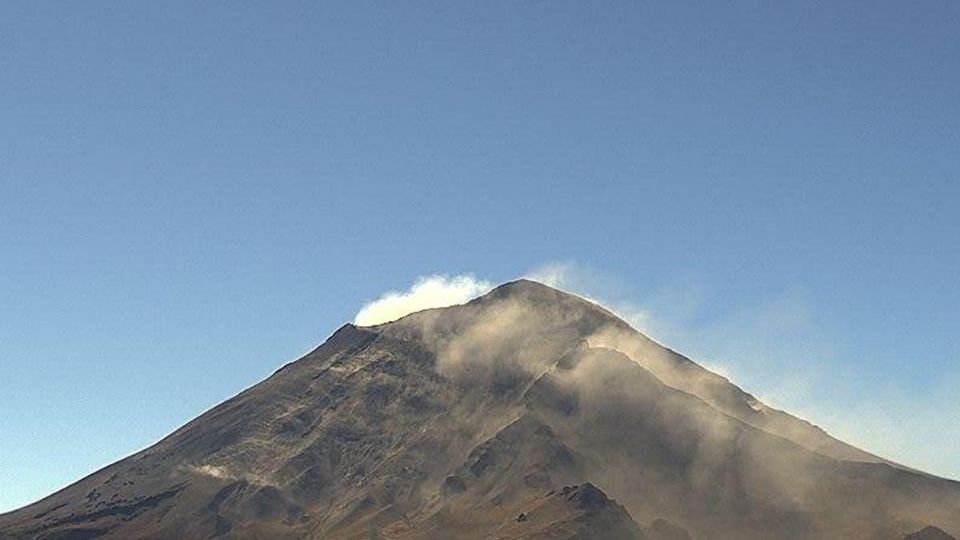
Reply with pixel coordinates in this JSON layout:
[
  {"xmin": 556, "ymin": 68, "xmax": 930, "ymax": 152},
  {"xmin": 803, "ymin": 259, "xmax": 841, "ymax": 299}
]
[
  {"xmin": 355, "ymin": 484, "xmax": 655, "ymax": 540},
  {"xmin": 903, "ymin": 527, "xmax": 957, "ymax": 540},
  {"xmin": 486, "ymin": 484, "xmax": 647, "ymax": 540},
  {"xmin": 1, "ymin": 280, "xmax": 958, "ymax": 540}
]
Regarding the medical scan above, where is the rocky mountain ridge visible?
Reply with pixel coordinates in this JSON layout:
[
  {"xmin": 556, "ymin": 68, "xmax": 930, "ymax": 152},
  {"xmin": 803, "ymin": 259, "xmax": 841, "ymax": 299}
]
[{"xmin": 2, "ymin": 280, "xmax": 957, "ymax": 540}]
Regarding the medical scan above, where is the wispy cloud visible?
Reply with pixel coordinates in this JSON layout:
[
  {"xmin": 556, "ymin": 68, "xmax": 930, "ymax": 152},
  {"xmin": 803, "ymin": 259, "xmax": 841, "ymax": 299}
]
[
  {"xmin": 528, "ymin": 261, "xmax": 959, "ymax": 480},
  {"xmin": 354, "ymin": 274, "xmax": 493, "ymax": 326},
  {"xmin": 355, "ymin": 263, "xmax": 959, "ymax": 481},
  {"xmin": 791, "ymin": 372, "xmax": 960, "ymax": 479},
  {"xmin": 526, "ymin": 262, "xmax": 658, "ymax": 338}
]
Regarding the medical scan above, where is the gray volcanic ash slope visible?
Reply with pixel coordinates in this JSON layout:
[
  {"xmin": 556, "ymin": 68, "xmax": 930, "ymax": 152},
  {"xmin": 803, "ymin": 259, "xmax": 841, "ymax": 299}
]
[{"xmin": 2, "ymin": 280, "xmax": 958, "ymax": 540}]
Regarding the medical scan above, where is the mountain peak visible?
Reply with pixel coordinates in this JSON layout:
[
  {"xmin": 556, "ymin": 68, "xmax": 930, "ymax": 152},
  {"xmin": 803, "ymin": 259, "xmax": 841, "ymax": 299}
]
[
  {"xmin": 563, "ymin": 483, "xmax": 611, "ymax": 510},
  {"xmin": 3, "ymin": 278, "xmax": 959, "ymax": 540},
  {"xmin": 494, "ymin": 277, "xmax": 549, "ymax": 290},
  {"xmin": 483, "ymin": 278, "xmax": 586, "ymax": 303},
  {"xmin": 475, "ymin": 278, "xmax": 627, "ymax": 328},
  {"xmin": 904, "ymin": 526, "xmax": 957, "ymax": 540}
]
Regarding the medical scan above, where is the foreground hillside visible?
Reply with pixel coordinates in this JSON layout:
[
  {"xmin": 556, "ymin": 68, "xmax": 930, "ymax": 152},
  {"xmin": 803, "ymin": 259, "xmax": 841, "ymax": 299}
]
[{"xmin": 2, "ymin": 280, "xmax": 957, "ymax": 540}]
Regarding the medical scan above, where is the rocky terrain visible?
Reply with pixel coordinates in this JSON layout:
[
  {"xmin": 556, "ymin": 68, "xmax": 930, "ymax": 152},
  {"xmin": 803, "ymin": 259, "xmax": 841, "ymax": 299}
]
[
  {"xmin": 1, "ymin": 280, "xmax": 957, "ymax": 540},
  {"xmin": 902, "ymin": 526, "xmax": 957, "ymax": 540}
]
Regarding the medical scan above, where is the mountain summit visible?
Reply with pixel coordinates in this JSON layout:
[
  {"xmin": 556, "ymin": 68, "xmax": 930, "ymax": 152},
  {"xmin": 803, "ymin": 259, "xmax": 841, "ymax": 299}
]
[{"xmin": 2, "ymin": 280, "xmax": 958, "ymax": 540}]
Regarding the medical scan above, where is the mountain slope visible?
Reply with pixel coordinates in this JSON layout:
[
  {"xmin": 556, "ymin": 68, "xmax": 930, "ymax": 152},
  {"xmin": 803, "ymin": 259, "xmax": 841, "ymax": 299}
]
[
  {"xmin": 903, "ymin": 527, "xmax": 957, "ymax": 540},
  {"xmin": 1, "ymin": 280, "xmax": 957, "ymax": 540}
]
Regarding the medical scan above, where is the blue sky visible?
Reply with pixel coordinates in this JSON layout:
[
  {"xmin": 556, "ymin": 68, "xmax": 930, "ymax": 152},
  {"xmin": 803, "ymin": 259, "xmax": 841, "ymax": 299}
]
[{"xmin": 1, "ymin": 1, "xmax": 958, "ymax": 512}]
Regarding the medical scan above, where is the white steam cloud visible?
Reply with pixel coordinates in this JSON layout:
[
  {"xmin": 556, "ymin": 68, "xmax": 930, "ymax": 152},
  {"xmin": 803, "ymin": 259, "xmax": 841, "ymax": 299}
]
[{"xmin": 354, "ymin": 274, "xmax": 493, "ymax": 326}]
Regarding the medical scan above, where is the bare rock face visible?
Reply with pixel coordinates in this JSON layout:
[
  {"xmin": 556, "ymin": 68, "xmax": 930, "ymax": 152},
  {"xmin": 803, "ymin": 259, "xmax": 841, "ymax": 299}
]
[
  {"xmin": 903, "ymin": 526, "xmax": 957, "ymax": 540},
  {"xmin": 491, "ymin": 484, "xmax": 648, "ymax": 540},
  {"xmin": 1, "ymin": 280, "xmax": 959, "ymax": 540}
]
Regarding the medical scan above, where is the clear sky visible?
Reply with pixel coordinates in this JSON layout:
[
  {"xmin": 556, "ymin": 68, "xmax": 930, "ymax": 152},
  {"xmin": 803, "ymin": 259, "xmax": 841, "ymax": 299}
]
[{"xmin": 1, "ymin": 1, "xmax": 958, "ymax": 513}]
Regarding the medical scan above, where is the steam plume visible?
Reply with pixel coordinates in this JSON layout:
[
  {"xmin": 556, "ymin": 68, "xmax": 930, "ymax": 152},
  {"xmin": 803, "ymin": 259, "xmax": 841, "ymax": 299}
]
[{"xmin": 354, "ymin": 274, "xmax": 493, "ymax": 326}]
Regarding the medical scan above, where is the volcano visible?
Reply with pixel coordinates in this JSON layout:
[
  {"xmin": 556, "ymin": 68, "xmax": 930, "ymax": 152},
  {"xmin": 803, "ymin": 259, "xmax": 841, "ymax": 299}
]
[{"xmin": 2, "ymin": 280, "xmax": 957, "ymax": 540}]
